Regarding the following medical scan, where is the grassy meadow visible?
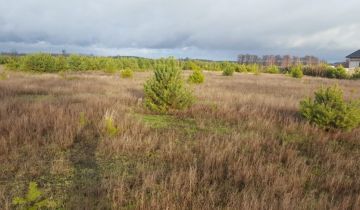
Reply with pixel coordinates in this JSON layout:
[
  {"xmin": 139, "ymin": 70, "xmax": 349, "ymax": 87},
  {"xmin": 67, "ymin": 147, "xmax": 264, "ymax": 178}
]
[{"xmin": 1, "ymin": 65, "xmax": 360, "ymax": 209}]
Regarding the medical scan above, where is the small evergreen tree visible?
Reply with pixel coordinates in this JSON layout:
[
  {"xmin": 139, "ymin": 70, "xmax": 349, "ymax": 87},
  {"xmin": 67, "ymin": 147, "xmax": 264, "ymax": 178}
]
[
  {"xmin": 222, "ymin": 65, "xmax": 235, "ymax": 76},
  {"xmin": 188, "ymin": 69, "xmax": 205, "ymax": 84},
  {"xmin": 290, "ymin": 65, "xmax": 303, "ymax": 78},
  {"xmin": 265, "ymin": 65, "xmax": 280, "ymax": 74},
  {"xmin": 144, "ymin": 59, "xmax": 194, "ymax": 113},
  {"xmin": 300, "ymin": 85, "xmax": 360, "ymax": 131},
  {"xmin": 120, "ymin": 68, "xmax": 134, "ymax": 78}
]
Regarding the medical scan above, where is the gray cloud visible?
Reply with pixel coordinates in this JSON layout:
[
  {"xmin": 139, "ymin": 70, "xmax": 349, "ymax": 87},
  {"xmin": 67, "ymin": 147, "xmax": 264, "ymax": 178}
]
[{"xmin": 0, "ymin": 0, "xmax": 359, "ymax": 61}]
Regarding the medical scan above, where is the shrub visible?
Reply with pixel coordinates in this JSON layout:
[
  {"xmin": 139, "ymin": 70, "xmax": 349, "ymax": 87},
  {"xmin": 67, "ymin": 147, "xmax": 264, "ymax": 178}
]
[
  {"xmin": 235, "ymin": 64, "xmax": 247, "ymax": 73},
  {"xmin": 326, "ymin": 65, "xmax": 348, "ymax": 79},
  {"xmin": 352, "ymin": 68, "xmax": 360, "ymax": 80},
  {"xmin": 0, "ymin": 55, "xmax": 10, "ymax": 64},
  {"xmin": 22, "ymin": 53, "xmax": 57, "ymax": 72},
  {"xmin": 222, "ymin": 65, "xmax": 235, "ymax": 76},
  {"xmin": 300, "ymin": 85, "xmax": 360, "ymax": 131},
  {"xmin": 188, "ymin": 61, "xmax": 201, "ymax": 71},
  {"xmin": 144, "ymin": 59, "xmax": 194, "ymax": 113},
  {"xmin": 67, "ymin": 54, "xmax": 83, "ymax": 71},
  {"xmin": 246, "ymin": 64, "xmax": 260, "ymax": 73},
  {"xmin": 265, "ymin": 65, "xmax": 280, "ymax": 74},
  {"xmin": 120, "ymin": 68, "xmax": 134, "ymax": 78},
  {"xmin": 104, "ymin": 59, "xmax": 118, "ymax": 73},
  {"xmin": 290, "ymin": 65, "xmax": 303, "ymax": 78},
  {"xmin": 188, "ymin": 69, "xmax": 205, "ymax": 84}
]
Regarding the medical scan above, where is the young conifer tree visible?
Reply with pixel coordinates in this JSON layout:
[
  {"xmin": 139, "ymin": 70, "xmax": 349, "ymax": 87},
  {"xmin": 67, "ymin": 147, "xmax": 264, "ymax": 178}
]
[{"xmin": 144, "ymin": 58, "xmax": 194, "ymax": 113}]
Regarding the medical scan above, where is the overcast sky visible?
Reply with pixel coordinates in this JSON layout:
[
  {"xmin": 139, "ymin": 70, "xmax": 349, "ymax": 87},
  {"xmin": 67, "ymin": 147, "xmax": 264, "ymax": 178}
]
[{"xmin": 0, "ymin": 0, "xmax": 359, "ymax": 61}]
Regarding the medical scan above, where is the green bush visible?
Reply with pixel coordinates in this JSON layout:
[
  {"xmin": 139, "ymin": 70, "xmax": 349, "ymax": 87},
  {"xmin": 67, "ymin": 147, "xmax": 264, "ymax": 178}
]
[
  {"xmin": 235, "ymin": 64, "xmax": 247, "ymax": 73},
  {"xmin": 144, "ymin": 59, "xmax": 194, "ymax": 113},
  {"xmin": 188, "ymin": 69, "xmax": 205, "ymax": 84},
  {"xmin": 326, "ymin": 65, "xmax": 348, "ymax": 79},
  {"xmin": 351, "ymin": 68, "xmax": 360, "ymax": 80},
  {"xmin": 104, "ymin": 59, "xmax": 118, "ymax": 73},
  {"xmin": 265, "ymin": 65, "xmax": 280, "ymax": 74},
  {"xmin": 22, "ymin": 53, "xmax": 57, "ymax": 72},
  {"xmin": 246, "ymin": 64, "xmax": 260, "ymax": 73},
  {"xmin": 0, "ymin": 55, "xmax": 11, "ymax": 64},
  {"xmin": 120, "ymin": 68, "xmax": 134, "ymax": 78},
  {"xmin": 300, "ymin": 85, "xmax": 360, "ymax": 131},
  {"xmin": 222, "ymin": 65, "xmax": 235, "ymax": 76},
  {"xmin": 290, "ymin": 65, "xmax": 303, "ymax": 78}
]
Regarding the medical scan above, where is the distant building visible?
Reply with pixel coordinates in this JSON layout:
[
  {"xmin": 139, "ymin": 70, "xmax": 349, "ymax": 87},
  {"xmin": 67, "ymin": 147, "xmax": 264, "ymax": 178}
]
[{"xmin": 346, "ymin": 50, "xmax": 360, "ymax": 69}]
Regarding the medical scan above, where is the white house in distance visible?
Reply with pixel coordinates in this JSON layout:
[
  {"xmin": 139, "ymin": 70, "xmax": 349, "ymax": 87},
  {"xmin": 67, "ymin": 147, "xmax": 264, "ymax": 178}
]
[{"xmin": 346, "ymin": 50, "xmax": 360, "ymax": 69}]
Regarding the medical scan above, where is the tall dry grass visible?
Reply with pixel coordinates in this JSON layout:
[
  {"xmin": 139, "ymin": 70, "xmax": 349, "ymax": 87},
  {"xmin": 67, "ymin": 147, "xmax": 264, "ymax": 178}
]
[{"xmin": 0, "ymin": 69, "xmax": 360, "ymax": 209}]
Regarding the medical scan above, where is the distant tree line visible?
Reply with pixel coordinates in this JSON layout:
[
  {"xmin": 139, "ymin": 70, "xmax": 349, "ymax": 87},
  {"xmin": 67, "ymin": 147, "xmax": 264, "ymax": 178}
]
[{"xmin": 238, "ymin": 54, "xmax": 324, "ymax": 67}]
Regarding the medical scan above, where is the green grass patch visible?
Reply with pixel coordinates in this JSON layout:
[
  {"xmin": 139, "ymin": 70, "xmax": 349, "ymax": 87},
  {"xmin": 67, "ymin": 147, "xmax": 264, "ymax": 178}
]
[{"xmin": 136, "ymin": 113, "xmax": 232, "ymax": 136}]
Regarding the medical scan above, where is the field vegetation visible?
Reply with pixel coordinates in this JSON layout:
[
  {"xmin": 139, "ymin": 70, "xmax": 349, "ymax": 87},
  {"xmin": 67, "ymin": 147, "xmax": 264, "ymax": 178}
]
[
  {"xmin": 1, "ymin": 62, "xmax": 360, "ymax": 209},
  {"xmin": 2, "ymin": 53, "xmax": 359, "ymax": 80}
]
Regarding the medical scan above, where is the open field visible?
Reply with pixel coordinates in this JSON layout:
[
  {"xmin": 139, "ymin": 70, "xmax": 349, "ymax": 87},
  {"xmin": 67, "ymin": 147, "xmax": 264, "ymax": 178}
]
[{"xmin": 1, "ymin": 67, "xmax": 360, "ymax": 209}]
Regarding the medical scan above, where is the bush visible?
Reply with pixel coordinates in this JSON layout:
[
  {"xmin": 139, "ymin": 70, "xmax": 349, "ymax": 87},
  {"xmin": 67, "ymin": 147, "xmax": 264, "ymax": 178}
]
[
  {"xmin": 352, "ymin": 68, "xmax": 360, "ymax": 80},
  {"xmin": 144, "ymin": 59, "xmax": 194, "ymax": 113},
  {"xmin": 188, "ymin": 69, "xmax": 205, "ymax": 84},
  {"xmin": 265, "ymin": 65, "xmax": 280, "ymax": 74},
  {"xmin": 188, "ymin": 61, "xmax": 201, "ymax": 71},
  {"xmin": 22, "ymin": 53, "xmax": 57, "ymax": 72},
  {"xmin": 222, "ymin": 65, "xmax": 235, "ymax": 76},
  {"xmin": 104, "ymin": 59, "xmax": 118, "ymax": 73},
  {"xmin": 290, "ymin": 65, "xmax": 303, "ymax": 78},
  {"xmin": 234, "ymin": 64, "xmax": 247, "ymax": 73},
  {"xmin": 326, "ymin": 65, "xmax": 348, "ymax": 79},
  {"xmin": 300, "ymin": 85, "xmax": 360, "ymax": 131},
  {"xmin": 246, "ymin": 64, "xmax": 260, "ymax": 73},
  {"xmin": 120, "ymin": 68, "xmax": 133, "ymax": 78},
  {"xmin": 0, "ymin": 55, "xmax": 10, "ymax": 64}
]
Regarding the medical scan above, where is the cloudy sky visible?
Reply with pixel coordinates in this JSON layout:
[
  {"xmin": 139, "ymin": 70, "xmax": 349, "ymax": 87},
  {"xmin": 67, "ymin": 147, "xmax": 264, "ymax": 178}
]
[{"xmin": 0, "ymin": 0, "xmax": 359, "ymax": 61}]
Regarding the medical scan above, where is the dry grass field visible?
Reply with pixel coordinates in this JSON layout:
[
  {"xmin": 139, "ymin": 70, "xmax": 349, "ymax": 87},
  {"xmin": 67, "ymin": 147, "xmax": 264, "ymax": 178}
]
[{"xmin": 1, "ymin": 67, "xmax": 360, "ymax": 209}]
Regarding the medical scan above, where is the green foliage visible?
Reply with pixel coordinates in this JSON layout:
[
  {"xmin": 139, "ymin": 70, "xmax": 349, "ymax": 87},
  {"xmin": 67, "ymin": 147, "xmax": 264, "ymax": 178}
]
[
  {"xmin": 144, "ymin": 58, "xmax": 194, "ymax": 113},
  {"xmin": 326, "ymin": 65, "xmax": 348, "ymax": 79},
  {"xmin": 300, "ymin": 85, "xmax": 360, "ymax": 131},
  {"xmin": 120, "ymin": 68, "xmax": 134, "ymax": 78},
  {"xmin": 187, "ymin": 61, "xmax": 201, "ymax": 71},
  {"xmin": 265, "ymin": 65, "xmax": 280, "ymax": 74},
  {"xmin": 246, "ymin": 64, "xmax": 260, "ymax": 73},
  {"xmin": 352, "ymin": 68, "xmax": 360, "ymax": 80},
  {"xmin": 0, "ymin": 55, "xmax": 11, "ymax": 64},
  {"xmin": 222, "ymin": 65, "xmax": 235, "ymax": 76},
  {"xmin": 188, "ymin": 69, "xmax": 205, "ymax": 84},
  {"xmin": 12, "ymin": 182, "xmax": 57, "ymax": 210},
  {"xmin": 104, "ymin": 111, "xmax": 119, "ymax": 137},
  {"xmin": 22, "ymin": 53, "xmax": 57, "ymax": 72},
  {"xmin": 234, "ymin": 64, "xmax": 247, "ymax": 73},
  {"xmin": 67, "ymin": 54, "xmax": 83, "ymax": 71},
  {"xmin": 104, "ymin": 59, "xmax": 118, "ymax": 73},
  {"xmin": 290, "ymin": 65, "xmax": 304, "ymax": 78}
]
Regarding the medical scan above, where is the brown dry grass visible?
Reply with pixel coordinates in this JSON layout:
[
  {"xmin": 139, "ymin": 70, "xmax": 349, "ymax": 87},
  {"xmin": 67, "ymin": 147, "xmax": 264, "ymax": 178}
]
[{"xmin": 0, "ymin": 68, "xmax": 360, "ymax": 209}]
